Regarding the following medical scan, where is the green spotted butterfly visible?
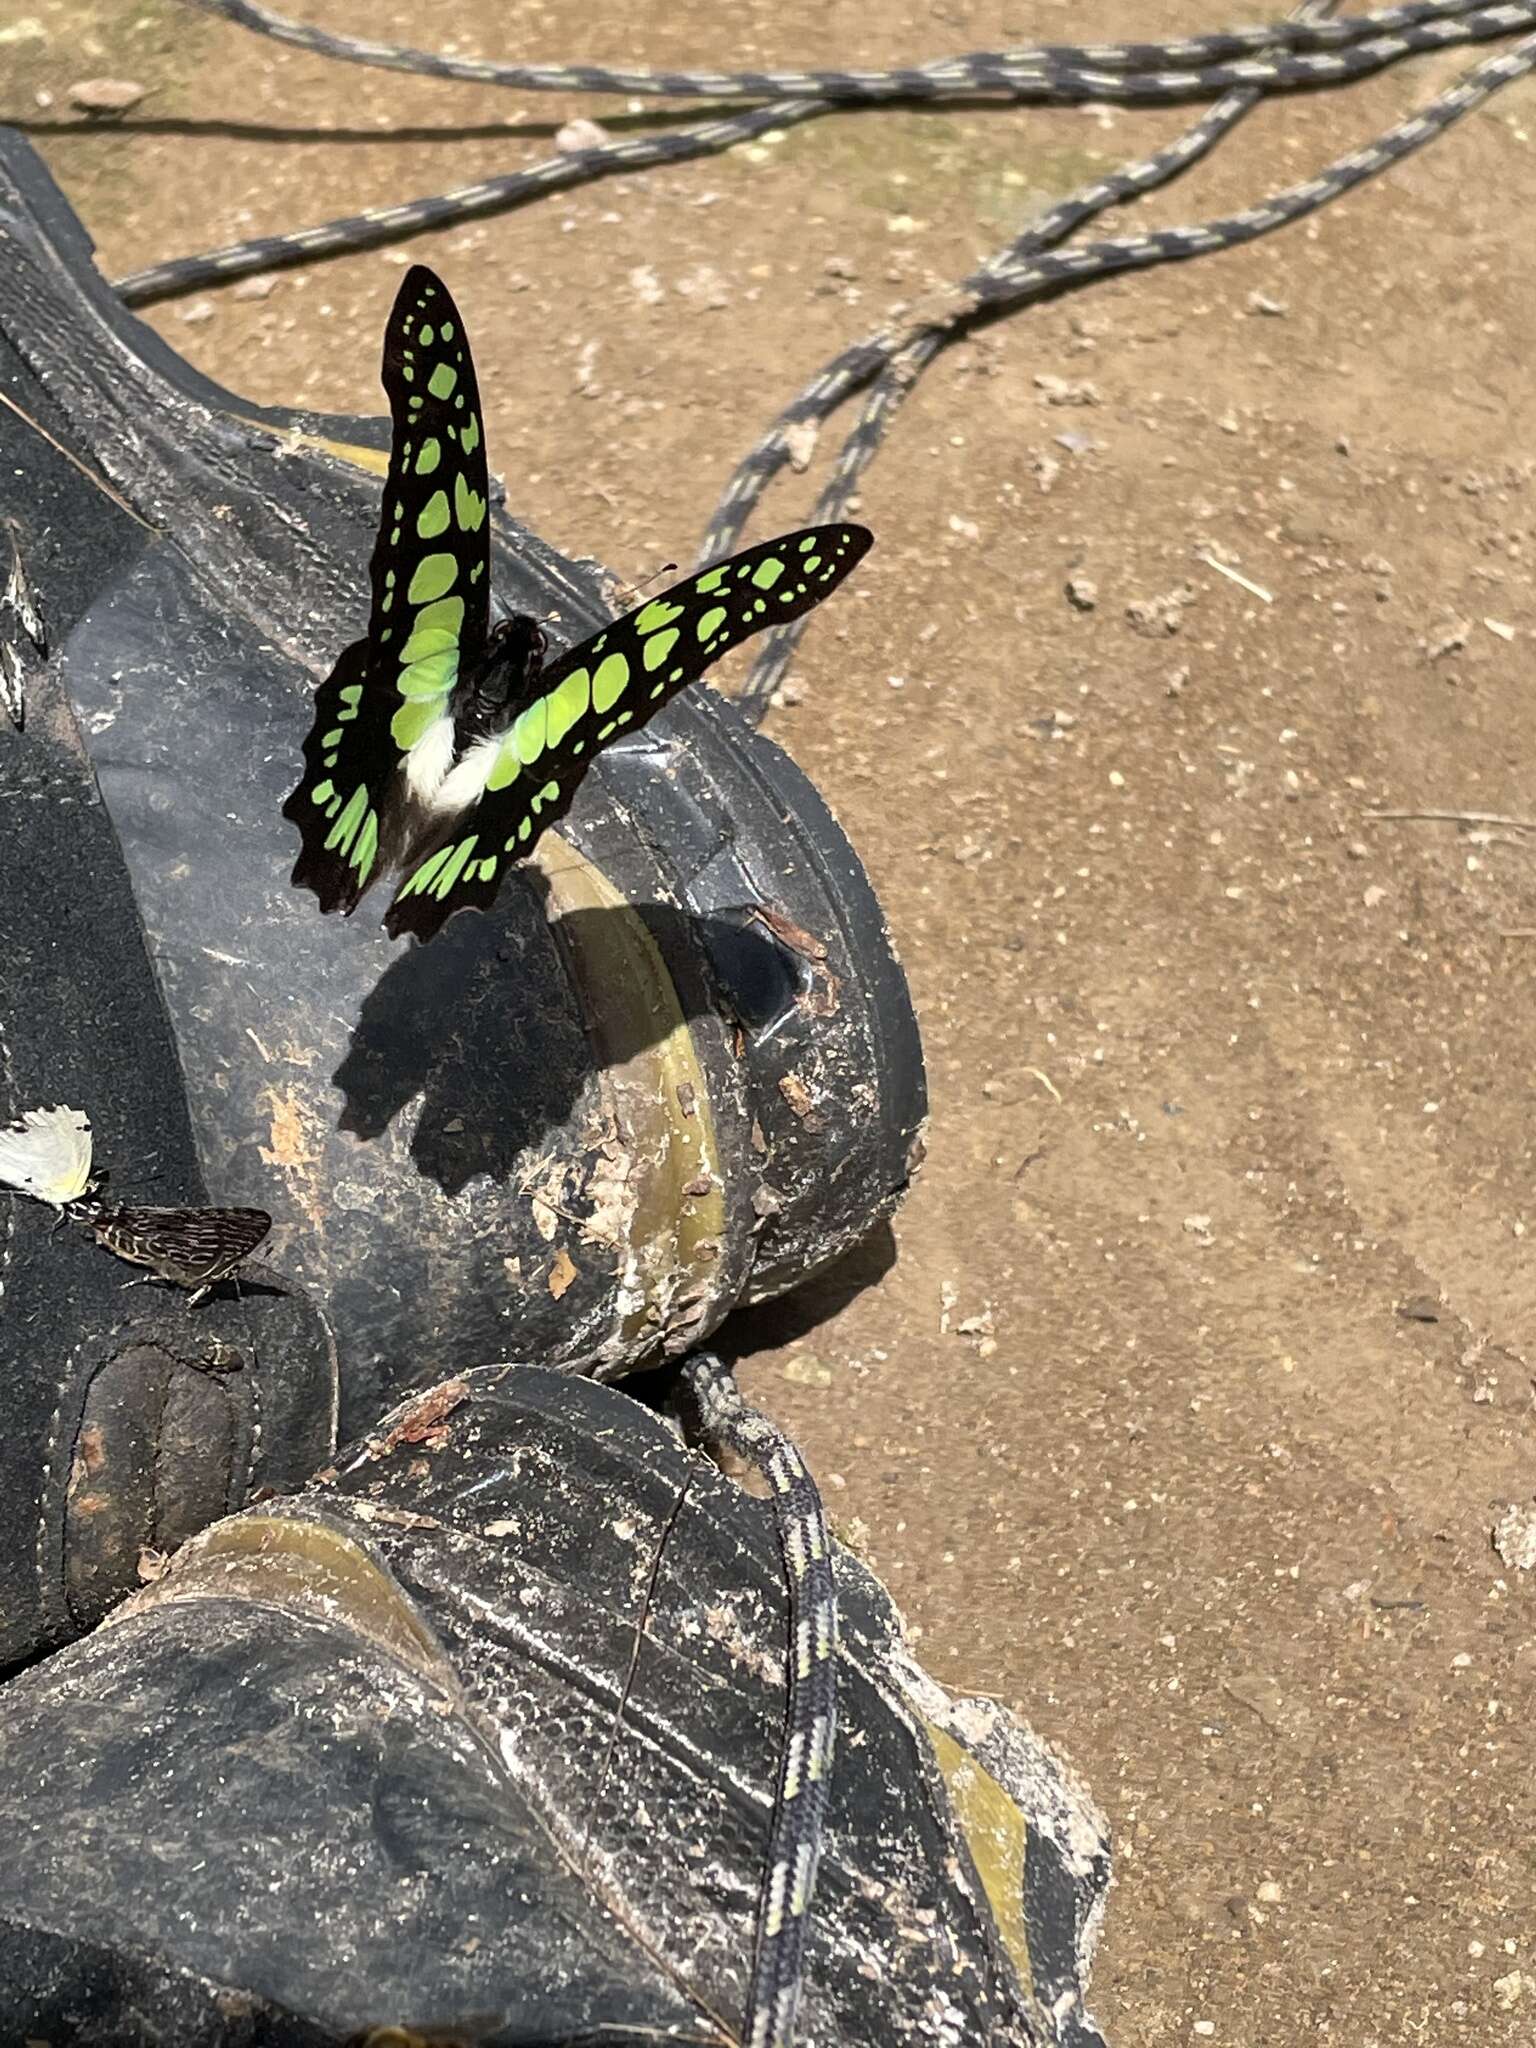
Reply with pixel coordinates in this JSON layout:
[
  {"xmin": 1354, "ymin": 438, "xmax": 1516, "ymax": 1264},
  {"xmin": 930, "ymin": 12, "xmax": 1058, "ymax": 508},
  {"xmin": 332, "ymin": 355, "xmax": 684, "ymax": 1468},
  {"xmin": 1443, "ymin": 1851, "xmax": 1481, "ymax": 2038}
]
[{"xmin": 284, "ymin": 265, "xmax": 873, "ymax": 943}]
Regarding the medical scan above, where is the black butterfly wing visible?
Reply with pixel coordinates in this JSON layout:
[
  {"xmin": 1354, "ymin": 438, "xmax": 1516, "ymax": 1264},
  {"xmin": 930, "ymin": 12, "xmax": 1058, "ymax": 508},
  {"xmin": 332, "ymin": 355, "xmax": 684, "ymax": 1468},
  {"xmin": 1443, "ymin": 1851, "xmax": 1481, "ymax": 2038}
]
[
  {"xmin": 384, "ymin": 523, "xmax": 873, "ymax": 941},
  {"xmin": 284, "ymin": 265, "xmax": 492, "ymax": 914}
]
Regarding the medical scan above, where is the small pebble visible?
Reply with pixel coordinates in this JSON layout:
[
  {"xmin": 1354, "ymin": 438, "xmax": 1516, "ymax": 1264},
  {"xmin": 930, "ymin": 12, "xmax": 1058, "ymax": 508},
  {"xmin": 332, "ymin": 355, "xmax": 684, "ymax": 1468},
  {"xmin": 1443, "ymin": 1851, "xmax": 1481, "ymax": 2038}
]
[
  {"xmin": 67, "ymin": 77, "xmax": 148, "ymax": 115},
  {"xmin": 1493, "ymin": 1502, "xmax": 1536, "ymax": 1571},
  {"xmin": 554, "ymin": 117, "xmax": 610, "ymax": 153}
]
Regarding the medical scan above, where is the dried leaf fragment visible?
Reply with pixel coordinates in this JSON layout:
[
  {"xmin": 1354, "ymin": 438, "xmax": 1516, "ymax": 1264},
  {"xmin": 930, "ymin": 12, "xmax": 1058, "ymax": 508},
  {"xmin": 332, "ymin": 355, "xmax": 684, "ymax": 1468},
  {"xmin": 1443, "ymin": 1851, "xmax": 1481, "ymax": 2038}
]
[{"xmin": 548, "ymin": 1247, "xmax": 578, "ymax": 1300}]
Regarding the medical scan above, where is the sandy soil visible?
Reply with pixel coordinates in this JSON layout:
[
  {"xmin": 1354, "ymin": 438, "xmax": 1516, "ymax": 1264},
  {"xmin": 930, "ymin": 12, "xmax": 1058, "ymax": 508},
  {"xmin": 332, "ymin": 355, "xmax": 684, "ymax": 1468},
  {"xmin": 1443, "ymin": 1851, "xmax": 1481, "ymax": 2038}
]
[{"xmin": 8, "ymin": 1, "xmax": 1536, "ymax": 2040}]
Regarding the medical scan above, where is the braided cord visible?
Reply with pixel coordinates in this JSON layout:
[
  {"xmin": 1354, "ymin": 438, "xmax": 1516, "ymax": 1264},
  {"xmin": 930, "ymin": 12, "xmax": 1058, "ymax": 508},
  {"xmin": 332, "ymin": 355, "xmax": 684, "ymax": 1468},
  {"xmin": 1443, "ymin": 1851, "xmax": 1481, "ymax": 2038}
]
[
  {"xmin": 184, "ymin": 0, "xmax": 1534, "ymax": 101},
  {"xmin": 677, "ymin": 1352, "xmax": 837, "ymax": 2048},
  {"xmin": 720, "ymin": 23, "xmax": 1536, "ymax": 713},
  {"xmin": 117, "ymin": 2, "xmax": 1536, "ymax": 303},
  {"xmin": 114, "ymin": 98, "xmax": 825, "ymax": 304},
  {"xmin": 723, "ymin": 0, "xmax": 1335, "ymax": 704}
]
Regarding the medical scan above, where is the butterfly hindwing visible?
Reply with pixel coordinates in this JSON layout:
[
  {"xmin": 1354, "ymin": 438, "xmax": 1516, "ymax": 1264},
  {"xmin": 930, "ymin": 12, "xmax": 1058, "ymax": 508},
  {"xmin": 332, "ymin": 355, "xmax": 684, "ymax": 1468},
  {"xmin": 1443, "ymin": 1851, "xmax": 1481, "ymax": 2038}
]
[
  {"xmin": 383, "ymin": 523, "xmax": 873, "ymax": 940},
  {"xmin": 284, "ymin": 265, "xmax": 492, "ymax": 915}
]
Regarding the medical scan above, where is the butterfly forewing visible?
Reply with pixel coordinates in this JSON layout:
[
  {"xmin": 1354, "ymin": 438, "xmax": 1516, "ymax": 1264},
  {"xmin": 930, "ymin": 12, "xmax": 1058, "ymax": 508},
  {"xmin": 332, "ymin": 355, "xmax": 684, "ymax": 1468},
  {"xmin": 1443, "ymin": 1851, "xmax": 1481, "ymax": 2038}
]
[
  {"xmin": 284, "ymin": 266, "xmax": 492, "ymax": 914},
  {"xmin": 384, "ymin": 523, "xmax": 873, "ymax": 940}
]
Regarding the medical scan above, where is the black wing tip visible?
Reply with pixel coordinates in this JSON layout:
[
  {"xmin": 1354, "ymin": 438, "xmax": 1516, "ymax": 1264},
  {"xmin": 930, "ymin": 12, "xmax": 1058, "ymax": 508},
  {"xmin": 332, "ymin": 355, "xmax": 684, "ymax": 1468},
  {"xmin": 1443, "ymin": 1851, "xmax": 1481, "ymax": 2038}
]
[
  {"xmin": 282, "ymin": 780, "xmax": 373, "ymax": 918},
  {"xmin": 395, "ymin": 262, "xmax": 456, "ymax": 317},
  {"xmin": 383, "ymin": 881, "xmax": 501, "ymax": 945},
  {"xmin": 831, "ymin": 521, "xmax": 875, "ymax": 563},
  {"xmin": 287, "ymin": 843, "xmax": 368, "ymax": 921},
  {"xmin": 382, "ymin": 896, "xmax": 453, "ymax": 945}
]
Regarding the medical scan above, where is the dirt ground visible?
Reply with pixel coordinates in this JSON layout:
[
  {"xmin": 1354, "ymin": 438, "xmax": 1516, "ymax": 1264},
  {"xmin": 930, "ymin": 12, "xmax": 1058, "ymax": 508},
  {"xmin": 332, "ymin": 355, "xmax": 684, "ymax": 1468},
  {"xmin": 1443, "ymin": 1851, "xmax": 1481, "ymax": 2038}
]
[{"xmin": 8, "ymin": 0, "xmax": 1536, "ymax": 2040}]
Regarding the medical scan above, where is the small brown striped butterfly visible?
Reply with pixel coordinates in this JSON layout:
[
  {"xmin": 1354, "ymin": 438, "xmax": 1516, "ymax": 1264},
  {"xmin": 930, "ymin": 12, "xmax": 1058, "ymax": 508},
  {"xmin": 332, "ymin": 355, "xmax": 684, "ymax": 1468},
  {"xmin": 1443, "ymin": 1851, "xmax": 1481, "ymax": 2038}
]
[
  {"xmin": 284, "ymin": 264, "xmax": 872, "ymax": 943},
  {"xmin": 0, "ymin": 1103, "xmax": 270, "ymax": 1306},
  {"xmin": 69, "ymin": 1200, "xmax": 271, "ymax": 1306}
]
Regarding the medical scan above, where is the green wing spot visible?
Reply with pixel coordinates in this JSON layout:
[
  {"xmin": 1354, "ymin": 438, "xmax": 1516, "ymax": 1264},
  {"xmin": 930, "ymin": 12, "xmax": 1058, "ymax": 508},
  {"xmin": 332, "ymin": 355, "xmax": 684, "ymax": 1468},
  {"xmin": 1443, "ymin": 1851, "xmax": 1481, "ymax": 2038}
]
[
  {"xmin": 513, "ymin": 699, "xmax": 547, "ymax": 765},
  {"xmin": 636, "ymin": 598, "xmax": 685, "ymax": 634},
  {"xmin": 751, "ymin": 557, "xmax": 785, "ymax": 590},
  {"xmin": 392, "ymin": 697, "xmax": 444, "ymax": 750},
  {"xmin": 484, "ymin": 736, "xmax": 520, "ymax": 793},
  {"xmin": 415, "ymin": 438, "xmax": 441, "ymax": 475},
  {"xmin": 545, "ymin": 667, "xmax": 590, "ymax": 745},
  {"xmin": 642, "ymin": 628, "xmax": 678, "ymax": 672},
  {"xmin": 311, "ymin": 779, "xmax": 335, "ymax": 805},
  {"xmin": 339, "ymin": 684, "xmax": 363, "ymax": 710},
  {"xmin": 440, "ymin": 320, "xmax": 455, "ymax": 341},
  {"xmin": 403, "ymin": 843, "xmax": 453, "ymax": 896},
  {"xmin": 401, "ymin": 596, "xmax": 465, "ymax": 656},
  {"xmin": 427, "ymin": 362, "xmax": 458, "ymax": 400},
  {"xmin": 408, "ymin": 553, "xmax": 458, "ymax": 604},
  {"xmin": 416, "ymin": 489, "xmax": 450, "ymax": 539},
  {"xmin": 697, "ymin": 606, "xmax": 727, "ymax": 643},
  {"xmin": 517, "ymin": 816, "xmax": 534, "ymax": 845},
  {"xmin": 325, "ymin": 784, "xmax": 370, "ymax": 855},
  {"xmin": 798, "ymin": 534, "xmax": 817, "ymax": 551},
  {"xmin": 597, "ymin": 720, "xmax": 616, "ymax": 741},
  {"xmin": 593, "ymin": 652, "xmax": 629, "ymax": 714},
  {"xmin": 418, "ymin": 323, "xmax": 434, "ymax": 346},
  {"xmin": 321, "ymin": 727, "xmax": 344, "ymax": 748},
  {"xmin": 695, "ymin": 566, "xmax": 728, "ymax": 594},
  {"xmin": 431, "ymin": 835, "xmax": 478, "ymax": 898},
  {"xmin": 460, "ymin": 415, "xmax": 480, "ymax": 455},
  {"xmin": 802, "ymin": 556, "xmax": 821, "ymax": 573},
  {"xmin": 352, "ymin": 810, "xmax": 379, "ymax": 879},
  {"xmin": 476, "ymin": 855, "xmax": 496, "ymax": 882},
  {"xmin": 454, "ymin": 473, "xmax": 486, "ymax": 533},
  {"xmin": 397, "ymin": 648, "xmax": 457, "ymax": 699},
  {"xmin": 530, "ymin": 780, "xmax": 560, "ymax": 814}
]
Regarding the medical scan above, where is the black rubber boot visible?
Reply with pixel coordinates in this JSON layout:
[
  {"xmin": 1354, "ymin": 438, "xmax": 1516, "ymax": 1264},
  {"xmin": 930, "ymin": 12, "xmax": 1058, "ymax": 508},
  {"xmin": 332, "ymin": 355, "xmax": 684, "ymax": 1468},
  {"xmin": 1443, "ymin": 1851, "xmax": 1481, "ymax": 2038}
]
[{"xmin": 0, "ymin": 1367, "xmax": 1111, "ymax": 2048}]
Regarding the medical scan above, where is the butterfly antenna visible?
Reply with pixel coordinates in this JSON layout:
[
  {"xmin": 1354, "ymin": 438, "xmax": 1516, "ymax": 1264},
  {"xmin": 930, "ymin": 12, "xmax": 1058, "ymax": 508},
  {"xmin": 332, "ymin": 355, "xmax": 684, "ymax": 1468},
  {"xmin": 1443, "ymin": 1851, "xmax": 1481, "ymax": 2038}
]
[
  {"xmin": 675, "ymin": 1351, "xmax": 839, "ymax": 2048},
  {"xmin": 607, "ymin": 558, "xmax": 679, "ymax": 610}
]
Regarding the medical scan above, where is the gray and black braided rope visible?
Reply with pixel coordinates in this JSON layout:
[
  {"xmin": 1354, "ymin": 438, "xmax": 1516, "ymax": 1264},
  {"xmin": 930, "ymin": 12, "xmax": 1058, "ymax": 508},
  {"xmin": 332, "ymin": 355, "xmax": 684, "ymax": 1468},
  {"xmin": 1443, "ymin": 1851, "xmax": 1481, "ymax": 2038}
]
[
  {"xmin": 117, "ymin": 2, "xmax": 1536, "ymax": 303},
  {"xmin": 676, "ymin": 1352, "xmax": 837, "ymax": 2048},
  {"xmin": 114, "ymin": 97, "xmax": 825, "ymax": 305},
  {"xmin": 723, "ymin": 0, "xmax": 1340, "ymax": 704},
  {"xmin": 719, "ymin": 23, "xmax": 1536, "ymax": 713},
  {"xmin": 185, "ymin": 0, "xmax": 1535, "ymax": 101}
]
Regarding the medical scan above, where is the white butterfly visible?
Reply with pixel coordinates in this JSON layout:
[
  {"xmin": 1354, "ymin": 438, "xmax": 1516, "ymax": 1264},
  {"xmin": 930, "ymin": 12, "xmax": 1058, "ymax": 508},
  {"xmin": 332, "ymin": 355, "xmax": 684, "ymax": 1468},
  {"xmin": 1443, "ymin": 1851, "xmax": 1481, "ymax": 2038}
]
[{"xmin": 0, "ymin": 1104, "xmax": 95, "ymax": 1209}]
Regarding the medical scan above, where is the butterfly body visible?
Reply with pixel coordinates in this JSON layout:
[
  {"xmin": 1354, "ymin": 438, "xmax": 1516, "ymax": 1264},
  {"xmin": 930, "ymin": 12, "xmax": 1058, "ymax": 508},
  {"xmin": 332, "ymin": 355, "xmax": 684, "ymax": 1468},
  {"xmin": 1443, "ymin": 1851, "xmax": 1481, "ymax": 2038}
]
[{"xmin": 284, "ymin": 265, "xmax": 871, "ymax": 943}]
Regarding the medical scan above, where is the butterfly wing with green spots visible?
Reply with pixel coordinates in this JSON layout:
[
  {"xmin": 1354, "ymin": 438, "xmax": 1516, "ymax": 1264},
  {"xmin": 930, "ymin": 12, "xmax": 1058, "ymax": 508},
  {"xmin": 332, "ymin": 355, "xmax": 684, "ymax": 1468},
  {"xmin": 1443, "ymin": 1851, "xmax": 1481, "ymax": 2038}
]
[
  {"xmin": 284, "ymin": 265, "xmax": 490, "ymax": 914},
  {"xmin": 383, "ymin": 522, "xmax": 873, "ymax": 940}
]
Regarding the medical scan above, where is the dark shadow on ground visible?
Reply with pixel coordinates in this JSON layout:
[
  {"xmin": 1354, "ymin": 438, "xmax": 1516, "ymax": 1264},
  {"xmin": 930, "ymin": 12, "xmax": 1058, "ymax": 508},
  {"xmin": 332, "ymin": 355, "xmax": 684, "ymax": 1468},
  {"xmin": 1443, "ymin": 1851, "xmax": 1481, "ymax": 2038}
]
[{"xmin": 714, "ymin": 1221, "xmax": 899, "ymax": 1362}]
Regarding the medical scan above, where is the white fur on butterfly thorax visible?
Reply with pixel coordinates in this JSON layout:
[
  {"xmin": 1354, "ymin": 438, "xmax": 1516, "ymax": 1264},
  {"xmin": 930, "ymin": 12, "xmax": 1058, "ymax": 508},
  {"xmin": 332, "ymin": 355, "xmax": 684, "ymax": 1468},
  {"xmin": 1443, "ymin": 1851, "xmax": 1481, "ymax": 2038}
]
[{"xmin": 401, "ymin": 611, "xmax": 549, "ymax": 818}]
